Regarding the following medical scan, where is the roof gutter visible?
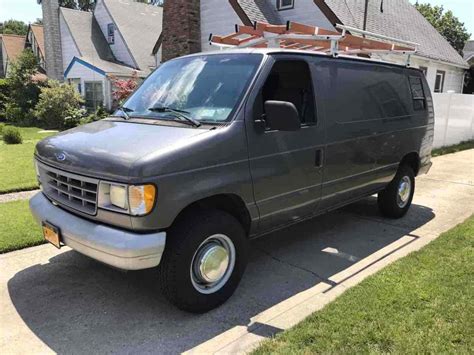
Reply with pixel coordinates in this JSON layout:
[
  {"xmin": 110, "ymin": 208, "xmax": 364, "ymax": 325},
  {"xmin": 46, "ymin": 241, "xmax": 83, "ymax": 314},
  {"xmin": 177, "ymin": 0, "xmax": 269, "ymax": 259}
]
[{"xmin": 413, "ymin": 54, "xmax": 469, "ymax": 70}]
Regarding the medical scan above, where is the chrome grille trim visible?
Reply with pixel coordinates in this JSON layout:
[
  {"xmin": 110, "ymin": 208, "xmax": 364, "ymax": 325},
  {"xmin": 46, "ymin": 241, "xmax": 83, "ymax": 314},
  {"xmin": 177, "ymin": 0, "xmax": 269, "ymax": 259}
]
[{"xmin": 37, "ymin": 161, "xmax": 99, "ymax": 215}]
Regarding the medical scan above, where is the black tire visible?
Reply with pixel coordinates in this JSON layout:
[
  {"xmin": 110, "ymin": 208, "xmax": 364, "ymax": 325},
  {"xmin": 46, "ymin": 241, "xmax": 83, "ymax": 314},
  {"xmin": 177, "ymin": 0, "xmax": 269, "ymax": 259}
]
[
  {"xmin": 378, "ymin": 165, "xmax": 415, "ymax": 219},
  {"xmin": 158, "ymin": 209, "xmax": 248, "ymax": 313}
]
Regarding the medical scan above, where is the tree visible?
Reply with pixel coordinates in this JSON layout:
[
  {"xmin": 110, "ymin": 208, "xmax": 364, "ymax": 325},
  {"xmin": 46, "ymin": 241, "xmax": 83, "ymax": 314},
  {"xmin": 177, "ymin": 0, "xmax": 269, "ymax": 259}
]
[
  {"xmin": 111, "ymin": 72, "xmax": 139, "ymax": 106},
  {"xmin": 0, "ymin": 19, "xmax": 28, "ymax": 35},
  {"xmin": 5, "ymin": 49, "xmax": 42, "ymax": 125},
  {"xmin": 59, "ymin": 0, "xmax": 95, "ymax": 11},
  {"xmin": 414, "ymin": 2, "xmax": 470, "ymax": 55}
]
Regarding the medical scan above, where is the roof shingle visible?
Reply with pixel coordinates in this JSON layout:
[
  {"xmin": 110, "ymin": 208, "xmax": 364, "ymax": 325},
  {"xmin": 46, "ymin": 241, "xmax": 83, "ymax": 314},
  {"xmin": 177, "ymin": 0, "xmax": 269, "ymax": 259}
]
[
  {"xmin": 1, "ymin": 34, "xmax": 26, "ymax": 62},
  {"xmin": 324, "ymin": 0, "xmax": 468, "ymax": 67},
  {"xmin": 102, "ymin": 0, "xmax": 162, "ymax": 71},
  {"xmin": 30, "ymin": 24, "xmax": 45, "ymax": 57},
  {"xmin": 60, "ymin": 7, "xmax": 141, "ymax": 76}
]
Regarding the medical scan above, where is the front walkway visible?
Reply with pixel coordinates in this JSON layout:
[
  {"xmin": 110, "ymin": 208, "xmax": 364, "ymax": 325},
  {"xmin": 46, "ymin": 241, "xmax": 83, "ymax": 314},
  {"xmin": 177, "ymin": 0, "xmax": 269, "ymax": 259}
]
[{"xmin": 0, "ymin": 149, "xmax": 473, "ymax": 354}]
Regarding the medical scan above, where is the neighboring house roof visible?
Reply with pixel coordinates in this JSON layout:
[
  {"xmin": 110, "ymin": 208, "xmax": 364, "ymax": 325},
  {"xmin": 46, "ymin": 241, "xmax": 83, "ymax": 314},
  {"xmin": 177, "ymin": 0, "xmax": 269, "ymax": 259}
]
[
  {"xmin": 102, "ymin": 0, "xmax": 163, "ymax": 71},
  {"xmin": 30, "ymin": 24, "xmax": 45, "ymax": 58},
  {"xmin": 234, "ymin": 0, "xmax": 282, "ymax": 24},
  {"xmin": 229, "ymin": 0, "xmax": 467, "ymax": 68},
  {"xmin": 60, "ymin": 7, "xmax": 141, "ymax": 77},
  {"xmin": 463, "ymin": 40, "xmax": 474, "ymax": 64},
  {"xmin": 1, "ymin": 34, "xmax": 26, "ymax": 62},
  {"xmin": 322, "ymin": 0, "xmax": 468, "ymax": 68}
]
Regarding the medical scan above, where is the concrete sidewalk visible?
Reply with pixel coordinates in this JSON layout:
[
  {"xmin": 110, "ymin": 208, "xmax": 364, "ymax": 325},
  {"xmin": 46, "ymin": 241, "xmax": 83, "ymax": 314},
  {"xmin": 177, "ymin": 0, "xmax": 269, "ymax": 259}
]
[{"xmin": 1, "ymin": 149, "xmax": 473, "ymax": 354}]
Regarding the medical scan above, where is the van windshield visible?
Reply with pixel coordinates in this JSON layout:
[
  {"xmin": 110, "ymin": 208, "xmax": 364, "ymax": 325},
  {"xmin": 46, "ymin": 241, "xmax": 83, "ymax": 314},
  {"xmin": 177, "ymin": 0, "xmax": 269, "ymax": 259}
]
[{"xmin": 117, "ymin": 53, "xmax": 263, "ymax": 123}]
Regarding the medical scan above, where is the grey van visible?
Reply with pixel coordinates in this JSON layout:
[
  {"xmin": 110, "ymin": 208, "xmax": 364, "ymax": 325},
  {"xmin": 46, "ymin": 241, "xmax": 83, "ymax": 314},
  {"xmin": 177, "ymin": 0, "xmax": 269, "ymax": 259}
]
[{"xmin": 30, "ymin": 49, "xmax": 433, "ymax": 312}]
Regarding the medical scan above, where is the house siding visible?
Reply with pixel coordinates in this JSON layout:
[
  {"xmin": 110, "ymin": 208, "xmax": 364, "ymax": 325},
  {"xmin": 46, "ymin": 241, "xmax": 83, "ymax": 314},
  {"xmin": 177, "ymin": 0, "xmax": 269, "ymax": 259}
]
[
  {"xmin": 378, "ymin": 54, "xmax": 465, "ymax": 93},
  {"xmin": 200, "ymin": 0, "xmax": 244, "ymax": 52},
  {"xmin": 1, "ymin": 43, "xmax": 7, "ymax": 76},
  {"xmin": 94, "ymin": 0, "xmax": 135, "ymax": 68},
  {"xmin": 270, "ymin": 0, "xmax": 334, "ymax": 30},
  {"xmin": 59, "ymin": 12, "xmax": 80, "ymax": 74},
  {"xmin": 65, "ymin": 62, "xmax": 111, "ymax": 109}
]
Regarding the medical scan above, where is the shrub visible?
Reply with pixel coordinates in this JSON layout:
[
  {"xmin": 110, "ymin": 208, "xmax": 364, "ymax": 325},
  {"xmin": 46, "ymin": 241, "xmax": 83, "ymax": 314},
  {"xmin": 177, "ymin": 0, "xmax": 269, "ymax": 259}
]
[
  {"xmin": 4, "ymin": 102, "xmax": 33, "ymax": 126},
  {"xmin": 34, "ymin": 81, "xmax": 84, "ymax": 129},
  {"xmin": 2, "ymin": 126, "xmax": 23, "ymax": 144},
  {"xmin": 111, "ymin": 71, "xmax": 139, "ymax": 107},
  {"xmin": 64, "ymin": 107, "xmax": 87, "ymax": 129},
  {"xmin": 0, "ymin": 79, "xmax": 10, "ymax": 121},
  {"xmin": 78, "ymin": 106, "xmax": 110, "ymax": 126},
  {"xmin": 0, "ymin": 123, "xmax": 4, "ymax": 136}
]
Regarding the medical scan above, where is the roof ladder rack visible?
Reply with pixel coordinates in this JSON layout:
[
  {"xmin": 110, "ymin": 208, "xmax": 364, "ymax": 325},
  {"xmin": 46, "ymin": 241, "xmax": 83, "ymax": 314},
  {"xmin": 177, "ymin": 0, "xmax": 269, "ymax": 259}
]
[{"xmin": 210, "ymin": 21, "xmax": 419, "ymax": 66}]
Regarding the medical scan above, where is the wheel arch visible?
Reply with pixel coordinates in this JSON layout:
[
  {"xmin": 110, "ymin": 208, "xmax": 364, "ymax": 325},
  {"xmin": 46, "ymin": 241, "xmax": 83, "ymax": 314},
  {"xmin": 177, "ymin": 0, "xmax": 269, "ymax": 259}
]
[
  {"xmin": 171, "ymin": 194, "xmax": 252, "ymax": 236},
  {"xmin": 400, "ymin": 152, "xmax": 420, "ymax": 176}
]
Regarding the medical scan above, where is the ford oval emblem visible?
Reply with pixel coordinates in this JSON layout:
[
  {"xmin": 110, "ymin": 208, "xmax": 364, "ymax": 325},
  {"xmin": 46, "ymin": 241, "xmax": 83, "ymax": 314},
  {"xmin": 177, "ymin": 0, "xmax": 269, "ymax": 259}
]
[{"xmin": 55, "ymin": 152, "xmax": 66, "ymax": 161}]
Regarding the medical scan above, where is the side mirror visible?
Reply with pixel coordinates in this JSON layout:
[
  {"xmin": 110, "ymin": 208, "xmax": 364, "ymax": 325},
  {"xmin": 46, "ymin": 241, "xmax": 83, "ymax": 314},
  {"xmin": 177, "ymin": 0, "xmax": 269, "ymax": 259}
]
[{"xmin": 264, "ymin": 100, "xmax": 301, "ymax": 131}]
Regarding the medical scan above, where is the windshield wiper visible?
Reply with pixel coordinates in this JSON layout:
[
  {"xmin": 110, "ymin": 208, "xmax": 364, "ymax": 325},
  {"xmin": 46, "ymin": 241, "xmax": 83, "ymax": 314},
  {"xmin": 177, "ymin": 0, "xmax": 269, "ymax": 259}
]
[
  {"xmin": 148, "ymin": 105, "xmax": 201, "ymax": 127},
  {"xmin": 115, "ymin": 106, "xmax": 134, "ymax": 120}
]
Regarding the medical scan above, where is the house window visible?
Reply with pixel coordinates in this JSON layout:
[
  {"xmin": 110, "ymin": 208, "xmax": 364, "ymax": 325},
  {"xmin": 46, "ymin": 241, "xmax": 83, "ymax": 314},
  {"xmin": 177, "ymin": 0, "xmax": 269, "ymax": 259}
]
[
  {"xmin": 419, "ymin": 66, "xmax": 428, "ymax": 77},
  {"xmin": 107, "ymin": 23, "xmax": 115, "ymax": 44},
  {"xmin": 434, "ymin": 70, "xmax": 445, "ymax": 93},
  {"xmin": 408, "ymin": 76, "xmax": 426, "ymax": 111},
  {"xmin": 277, "ymin": 0, "xmax": 294, "ymax": 11},
  {"xmin": 85, "ymin": 82, "xmax": 104, "ymax": 110}
]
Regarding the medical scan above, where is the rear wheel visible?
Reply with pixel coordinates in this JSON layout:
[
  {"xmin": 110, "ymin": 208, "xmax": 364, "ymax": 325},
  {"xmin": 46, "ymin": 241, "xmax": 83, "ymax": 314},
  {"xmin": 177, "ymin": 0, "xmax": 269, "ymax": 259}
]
[
  {"xmin": 378, "ymin": 165, "xmax": 415, "ymax": 218},
  {"xmin": 158, "ymin": 209, "xmax": 248, "ymax": 313}
]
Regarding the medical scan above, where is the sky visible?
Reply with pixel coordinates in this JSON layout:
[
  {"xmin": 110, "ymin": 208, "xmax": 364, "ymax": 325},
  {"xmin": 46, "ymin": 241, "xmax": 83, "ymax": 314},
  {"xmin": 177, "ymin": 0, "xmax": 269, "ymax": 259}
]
[{"xmin": 0, "ymin": 0, "xmax": 472, "ymax": 38}]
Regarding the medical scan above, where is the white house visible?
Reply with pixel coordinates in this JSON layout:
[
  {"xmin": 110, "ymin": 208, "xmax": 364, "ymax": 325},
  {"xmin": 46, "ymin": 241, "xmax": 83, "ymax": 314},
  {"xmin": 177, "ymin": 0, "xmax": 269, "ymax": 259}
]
[
  {"xmin": 159, "ymin": 0, "xmax": 469, "ymax": 93},
  {"xmin": 39, "ymin": 0, "xmax": 163, "ymax": 110}
]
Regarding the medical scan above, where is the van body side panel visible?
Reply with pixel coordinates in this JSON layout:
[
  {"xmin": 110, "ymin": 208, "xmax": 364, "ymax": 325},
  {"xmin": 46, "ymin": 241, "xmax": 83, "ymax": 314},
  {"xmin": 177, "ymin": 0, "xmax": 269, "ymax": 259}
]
[
  {"xmin": 315, "ymin": 59, "xmax": 430, "ymax": 210},
  {"xmin": 244, "ymin": 55, "xmax": 324, "ymax": 233},
  {"xmin": 126, "ymin": 119, "xmax": 258, "ymax": 232}
]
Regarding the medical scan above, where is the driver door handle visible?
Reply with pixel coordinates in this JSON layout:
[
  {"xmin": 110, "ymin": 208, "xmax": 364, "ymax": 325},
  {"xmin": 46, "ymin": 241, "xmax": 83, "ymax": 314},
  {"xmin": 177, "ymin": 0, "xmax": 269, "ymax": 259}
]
[{"xmin": 315, "ymin": 149, "xmax": 323, "ymax": 167}]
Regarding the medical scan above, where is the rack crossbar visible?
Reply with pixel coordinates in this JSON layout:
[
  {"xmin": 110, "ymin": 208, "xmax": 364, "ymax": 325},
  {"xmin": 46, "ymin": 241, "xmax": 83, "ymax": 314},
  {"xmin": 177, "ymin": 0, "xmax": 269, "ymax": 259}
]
[{"xmin": 210, "ymin": 21, "xmax": 418, "ymax": 66}]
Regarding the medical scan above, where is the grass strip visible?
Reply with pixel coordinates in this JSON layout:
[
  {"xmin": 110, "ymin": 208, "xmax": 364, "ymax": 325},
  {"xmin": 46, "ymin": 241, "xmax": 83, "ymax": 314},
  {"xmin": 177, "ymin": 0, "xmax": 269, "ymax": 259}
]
[{"xmin": 254, "ymin": 215, "xmax": 474, "ymax": 354}]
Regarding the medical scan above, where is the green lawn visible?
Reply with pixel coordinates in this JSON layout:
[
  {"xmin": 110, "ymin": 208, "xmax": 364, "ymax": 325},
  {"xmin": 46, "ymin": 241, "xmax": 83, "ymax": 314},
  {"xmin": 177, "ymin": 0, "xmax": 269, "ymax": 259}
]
[
  {"xmin": 0, "ymin": 126, "xmax": 56, "ymax": 194},
  {"xmin": 432, "ymin": 140, "xmax": 474, "ymax": 157},
  {"xmin": 254, "ymin": 216, "xmax": 474, "ymax": 354},
  {"xmin": 0, "ymin": 199, "xmax": 44, "ymax": 253}
]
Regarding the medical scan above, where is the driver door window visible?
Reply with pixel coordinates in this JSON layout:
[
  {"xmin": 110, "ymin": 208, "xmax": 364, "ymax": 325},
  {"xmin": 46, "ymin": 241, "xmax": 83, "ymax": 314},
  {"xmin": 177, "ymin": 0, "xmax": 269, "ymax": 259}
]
[{"xmin": 257, "ymin": 60, "xmax": 316, "ymax": 127}]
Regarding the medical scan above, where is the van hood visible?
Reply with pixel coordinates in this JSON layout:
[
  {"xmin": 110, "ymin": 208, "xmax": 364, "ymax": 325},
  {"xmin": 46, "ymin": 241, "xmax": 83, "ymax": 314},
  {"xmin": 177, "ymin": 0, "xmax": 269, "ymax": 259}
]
[{"xmin": 35, "ymin": 119, "xmax": 210, "ymax": 180}]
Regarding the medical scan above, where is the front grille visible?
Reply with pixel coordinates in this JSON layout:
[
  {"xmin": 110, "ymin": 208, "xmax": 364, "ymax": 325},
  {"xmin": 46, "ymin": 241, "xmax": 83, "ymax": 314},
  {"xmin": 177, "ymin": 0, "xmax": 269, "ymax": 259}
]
[{"xmin": 38, "ymin": 162, "xmax": 99, "ymax": 215}]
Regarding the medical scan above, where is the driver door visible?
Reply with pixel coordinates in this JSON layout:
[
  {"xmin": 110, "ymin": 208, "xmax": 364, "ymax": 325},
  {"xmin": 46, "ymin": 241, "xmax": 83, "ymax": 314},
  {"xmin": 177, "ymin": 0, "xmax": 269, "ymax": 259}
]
[{"xmin": 245, "ymin": 55, "xmax": 325, "ymax": 233}]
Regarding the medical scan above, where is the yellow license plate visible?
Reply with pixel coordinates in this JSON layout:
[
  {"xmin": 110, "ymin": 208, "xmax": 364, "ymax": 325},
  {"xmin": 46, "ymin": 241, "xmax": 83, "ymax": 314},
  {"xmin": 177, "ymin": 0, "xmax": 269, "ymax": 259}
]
[{"xmin": 42, "ymin": 222, "xmax": 61, "ymax": 249}]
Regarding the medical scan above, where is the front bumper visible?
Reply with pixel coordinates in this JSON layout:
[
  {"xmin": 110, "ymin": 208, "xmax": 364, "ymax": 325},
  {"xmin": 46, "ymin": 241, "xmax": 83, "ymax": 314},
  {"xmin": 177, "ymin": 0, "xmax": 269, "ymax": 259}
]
[{"xmin": 29, "ymin": 193, "xmax": 166, "ymax": 270}]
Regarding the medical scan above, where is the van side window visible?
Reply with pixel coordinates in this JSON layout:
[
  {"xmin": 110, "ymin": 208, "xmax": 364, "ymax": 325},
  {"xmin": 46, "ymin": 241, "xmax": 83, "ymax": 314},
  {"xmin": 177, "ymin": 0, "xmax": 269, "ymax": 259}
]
[
  {"xmin": 322, "ymin": 63, "xmax": 410, "ymax": 123},
  {"xmin": 260, "ymin": 60, "xmax": 316, "ymax": 126},
  {"xmin": 408, "ymin": 76, "xmax": 426, "ymax": 111}
]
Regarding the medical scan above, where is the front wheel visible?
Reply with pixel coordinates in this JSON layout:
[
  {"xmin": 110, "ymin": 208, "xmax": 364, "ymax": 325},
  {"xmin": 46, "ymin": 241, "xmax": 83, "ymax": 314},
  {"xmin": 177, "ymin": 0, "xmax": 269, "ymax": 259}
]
[
  {"xmin": 158, "ymin": 209, "xmax": 248, "ymax": 313},
  {"xmin": 378, "ymin": 165, "xmax": 415, "ymax": 218}
]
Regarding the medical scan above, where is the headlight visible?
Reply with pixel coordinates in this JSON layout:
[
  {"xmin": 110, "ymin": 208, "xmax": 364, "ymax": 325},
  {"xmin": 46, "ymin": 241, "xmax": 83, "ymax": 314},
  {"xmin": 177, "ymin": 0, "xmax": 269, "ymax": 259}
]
[
  {"xmin": 98, "ymin": 182, "xmax": 156, "ymax": 216},
  {"xmin": 110, "ymin": 185, "xmax": 127, "ymax": 209},
  {"xmin": 129, "ymin": 185, "xmax": 156, "ymax": 216}
]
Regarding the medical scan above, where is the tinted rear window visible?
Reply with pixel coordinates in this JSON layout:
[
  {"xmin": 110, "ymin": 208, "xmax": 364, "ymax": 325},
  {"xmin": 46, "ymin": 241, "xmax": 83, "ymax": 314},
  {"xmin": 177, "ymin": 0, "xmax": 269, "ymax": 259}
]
[{"xmin": 321, "ymin": 62, "xmax": 411, "ymax": 123}]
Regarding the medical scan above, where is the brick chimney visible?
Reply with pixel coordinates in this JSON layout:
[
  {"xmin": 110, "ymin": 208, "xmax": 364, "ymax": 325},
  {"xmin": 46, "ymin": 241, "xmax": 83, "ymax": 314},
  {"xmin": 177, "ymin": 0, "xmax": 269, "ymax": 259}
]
[
  {"xmin": 161, "ymin": 0, "xmax": 201, "ymax": 62},
  {"xmin": 38, "ymin": 0, "xmax": 64, "ymax": 81}
]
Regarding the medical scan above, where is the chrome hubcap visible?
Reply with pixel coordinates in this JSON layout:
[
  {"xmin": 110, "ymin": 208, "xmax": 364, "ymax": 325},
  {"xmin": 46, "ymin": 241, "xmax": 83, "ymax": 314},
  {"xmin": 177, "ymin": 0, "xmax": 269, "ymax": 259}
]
[
  {"xmin": 191, "ymin": 234, "xmax": 235, "ymax": 294},
  {"xmin": 397, "ymin": 176, "xmax": 411, "ymax": 208}
]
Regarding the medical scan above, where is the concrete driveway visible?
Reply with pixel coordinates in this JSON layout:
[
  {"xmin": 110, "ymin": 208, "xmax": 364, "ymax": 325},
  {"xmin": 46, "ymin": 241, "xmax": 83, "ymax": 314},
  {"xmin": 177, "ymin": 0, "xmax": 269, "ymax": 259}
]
[{"xmin": 1, "ymin": 149, "xmax": 473, "ymax": 354}]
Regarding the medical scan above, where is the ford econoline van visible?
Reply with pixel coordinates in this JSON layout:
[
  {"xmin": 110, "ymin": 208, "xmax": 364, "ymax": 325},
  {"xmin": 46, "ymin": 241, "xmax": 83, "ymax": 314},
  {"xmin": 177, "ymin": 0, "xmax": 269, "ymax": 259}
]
[{"xmin": 30, "ymin": 49, "xmax": 433, "ymax": 312}]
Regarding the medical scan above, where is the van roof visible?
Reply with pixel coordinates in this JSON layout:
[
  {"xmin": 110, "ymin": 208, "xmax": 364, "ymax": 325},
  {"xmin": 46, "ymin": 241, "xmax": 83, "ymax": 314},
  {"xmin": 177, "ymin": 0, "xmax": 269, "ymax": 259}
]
[{"xmin": 181, "ymin": 48, "xmax": 422, "ymax": 72}]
